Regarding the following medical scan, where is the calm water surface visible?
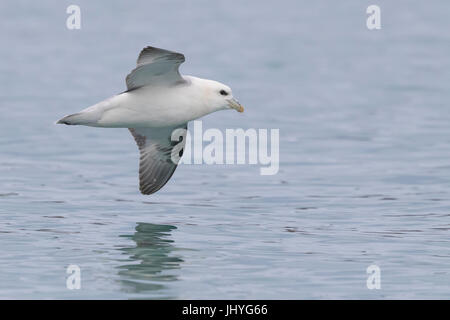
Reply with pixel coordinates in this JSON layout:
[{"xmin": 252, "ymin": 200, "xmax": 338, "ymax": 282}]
[{"xmin": 1, "ymin": 0, "xmax": 450, "ymax": 299}]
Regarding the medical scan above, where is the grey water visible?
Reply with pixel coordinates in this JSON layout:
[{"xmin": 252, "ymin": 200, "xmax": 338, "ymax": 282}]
[{"xmin": 1, "ymin": 0, "xmax": 450, "ymax": 299}]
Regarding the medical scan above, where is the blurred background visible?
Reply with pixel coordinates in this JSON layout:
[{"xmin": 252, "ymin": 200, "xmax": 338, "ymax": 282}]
[{"xmin": 0, "ymin": 0, "xmax": 449, "ymax": 299}]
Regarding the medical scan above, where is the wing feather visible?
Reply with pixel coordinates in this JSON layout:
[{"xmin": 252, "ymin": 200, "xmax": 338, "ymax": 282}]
[
  {"xmin": 126, "ymin": 46, "xmax": 186, "ymax": 90},
  {"xmin": 129, "ymin": 124, "xmax": 187, "ymax": 195}
]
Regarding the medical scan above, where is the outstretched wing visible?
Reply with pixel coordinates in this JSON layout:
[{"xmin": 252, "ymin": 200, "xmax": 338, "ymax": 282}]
[
  {"xmin": 126, "ymin": 46, "xmax": 186, "ymax": 90},
  {"xmin": 129, "ymin": 124, "xmax": 187, "ymax": 195}
]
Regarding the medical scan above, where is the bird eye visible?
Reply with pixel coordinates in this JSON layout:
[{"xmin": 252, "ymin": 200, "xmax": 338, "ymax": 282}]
[{"xmin": 220, "ymin": 90, "xmax": 228, "ymax": 96}]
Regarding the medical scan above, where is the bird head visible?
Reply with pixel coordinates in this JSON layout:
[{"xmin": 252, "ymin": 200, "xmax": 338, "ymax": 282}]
[{"xmin": 202, "ymin": 79, "xmax": 244, "ymax": 113}]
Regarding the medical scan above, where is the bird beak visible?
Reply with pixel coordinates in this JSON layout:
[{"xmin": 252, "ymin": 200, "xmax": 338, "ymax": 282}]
[{"xmin": 227, "ymin": 98, "xmax": 244, "ymax": 113}]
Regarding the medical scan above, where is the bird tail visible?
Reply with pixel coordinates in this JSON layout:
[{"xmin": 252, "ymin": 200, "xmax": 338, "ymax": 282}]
[
  {"xmin": 56, "ymin": 113, "xmax": 83, "ymax": 125},
  {"xmin": 56, "ymin": 111, "xmax": 100, "ymax": 126}
]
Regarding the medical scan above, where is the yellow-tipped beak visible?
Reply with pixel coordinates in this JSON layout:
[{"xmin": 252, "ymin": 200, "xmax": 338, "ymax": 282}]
[{"xmin": 228, "ymin": 98, "xmax": 244, "ymax": 113}]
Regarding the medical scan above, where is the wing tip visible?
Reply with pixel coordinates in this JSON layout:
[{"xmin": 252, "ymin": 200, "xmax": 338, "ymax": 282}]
[
  {"xmin": 139, "ymin": 188, "xmax": 154, "ymax": 195},
  {"xmin": 137, "ymin": 45, "xmax": 185, "ymax": 64},
  {"xmin": 139, "ymin": 182, "xmax": 164, "ymax": 195}
]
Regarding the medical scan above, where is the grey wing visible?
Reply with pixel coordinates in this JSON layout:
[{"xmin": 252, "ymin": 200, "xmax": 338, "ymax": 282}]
[
  {"xmin": 126, "ymin": 46, "xmax": 186, "ymax": 90},
  {"xmin": 129, "ymin": 124, "xmax": 187, "ymax": 195}
]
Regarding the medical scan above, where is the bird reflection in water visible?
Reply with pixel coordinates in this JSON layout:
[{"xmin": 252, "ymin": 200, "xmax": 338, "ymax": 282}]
[{"xmin": 117, "ymin": 222, "xmax": 183, "ymax": 297}]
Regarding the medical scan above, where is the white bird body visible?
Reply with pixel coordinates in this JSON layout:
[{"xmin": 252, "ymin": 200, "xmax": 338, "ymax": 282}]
[
  {"xmin": 74, "ymin": 76, "xmax": 227, "ymax": 128},
  {"xmin": 57, "ymin": 46, "xmax": 243, "ymax": 195}
]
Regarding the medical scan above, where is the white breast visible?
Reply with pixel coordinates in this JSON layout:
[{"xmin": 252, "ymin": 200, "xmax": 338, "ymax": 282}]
[{"xmin": 94, "ymin": 77, "xmax": 212, "ymax": 128}]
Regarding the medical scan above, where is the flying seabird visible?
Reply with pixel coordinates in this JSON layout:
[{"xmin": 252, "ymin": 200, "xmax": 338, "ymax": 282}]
[{"xmin": 57, "ymin": 46, "xmax": 244, "ymax": 195}]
